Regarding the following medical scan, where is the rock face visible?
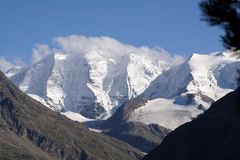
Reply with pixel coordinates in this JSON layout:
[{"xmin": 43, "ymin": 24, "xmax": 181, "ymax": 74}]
[
  {"xmin": 102, "ymin": 97, "xmax": 170, "ymax": 153},
  {"xmin": 143, "ymin": 88, "xmax": 240, "ymax": 160},
  {"xmin": 102, "ymin": 96, "xmax": 148, "ymax": 129},
  {"xmin": 0, "ymin": 71, "xmax": 143, "ymax": 160},
  {"xmin": 103, "ymin": 122, "xmax": 170, "ymax": 153}
]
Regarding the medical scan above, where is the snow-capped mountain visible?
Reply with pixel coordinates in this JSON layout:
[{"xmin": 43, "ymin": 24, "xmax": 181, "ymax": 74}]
[
  {"xmin": 7, "ymin": 36, "xmax": 240, "ymax": 130},
  {"xmin": 128, "ymin": 51, "xmax": 240, "ymax": 129},
  {"xmin": 10, "ymin": 36, "xmax": 173, "ymax": 119}
]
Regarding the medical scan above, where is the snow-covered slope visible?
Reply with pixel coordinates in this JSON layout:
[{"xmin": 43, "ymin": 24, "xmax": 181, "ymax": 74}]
[
  {"xmin": 128, "ymin": 51, "xmax": 240, "ymax": 129},
  {"xmin": 10, "ymin": 36, "xmax": 173, "ymax": 119},
  {"xmin": 143, "ymin": 51, "xmax": 239, "ymax": 106},
  {"xmin": 128, "ymin": 98, "xmax": 201, "ymax": 130}
]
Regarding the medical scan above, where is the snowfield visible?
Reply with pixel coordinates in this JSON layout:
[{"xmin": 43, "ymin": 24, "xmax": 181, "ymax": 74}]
[{"xmin": 128, "ymin": 98, "xmax": 201, "ymax": 130}]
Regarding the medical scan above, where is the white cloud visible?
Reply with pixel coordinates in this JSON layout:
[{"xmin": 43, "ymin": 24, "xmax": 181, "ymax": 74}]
[
  {"xmin": 32, "ymin": 44, "xmax": 52, "ymax": 64},
  {"xmin": 14, "ymin": 57, "xmax": 26, "ymax": 66},
  {"xmin": 54, "ymin": 35, "xmax": 134, "ymax": 57},
  {"xmin": 0, "ymin": 57, "xmax": 14, "ymax": 73},
  {"xmin": 0, "ymin": 35, "xmax": 185, "ymax": 76},
  {"xmin": 52, "ymin": 35, "xmax": 185, "ymax": 64},
  {"xmin": 30, "ymin": 35, "xmax": 185, "ymax": 66},
  {"xmin": 173, "ymin": 54, "xmax": 186, "ymax": 65}
]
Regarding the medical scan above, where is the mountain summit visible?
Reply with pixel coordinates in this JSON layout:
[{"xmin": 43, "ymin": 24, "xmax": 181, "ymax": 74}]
[{"xmin": 10, "ymin": 49, "xmax": 170, "ymax": 119}]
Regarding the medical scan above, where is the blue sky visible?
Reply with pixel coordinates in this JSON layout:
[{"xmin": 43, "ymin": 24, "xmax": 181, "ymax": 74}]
[{"xmin": 0, "ymin": 0, "xmax": 223, "ymax": 63}]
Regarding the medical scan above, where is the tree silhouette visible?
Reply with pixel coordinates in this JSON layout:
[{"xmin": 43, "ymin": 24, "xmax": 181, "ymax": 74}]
[{"xmin": 199, "ymin": 0, "xmax": 240, "ymax": 51}]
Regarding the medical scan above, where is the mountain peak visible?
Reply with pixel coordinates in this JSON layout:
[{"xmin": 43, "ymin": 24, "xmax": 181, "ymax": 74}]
[{"xmin": 10, "ymin": 50, "xmax": 169, "ymax": 119}]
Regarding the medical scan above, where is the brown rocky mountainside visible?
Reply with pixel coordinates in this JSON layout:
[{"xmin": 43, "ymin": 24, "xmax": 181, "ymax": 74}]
[{"xmin": 0, "ymin": 71, "xmax": 143, "ymax": 160}]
